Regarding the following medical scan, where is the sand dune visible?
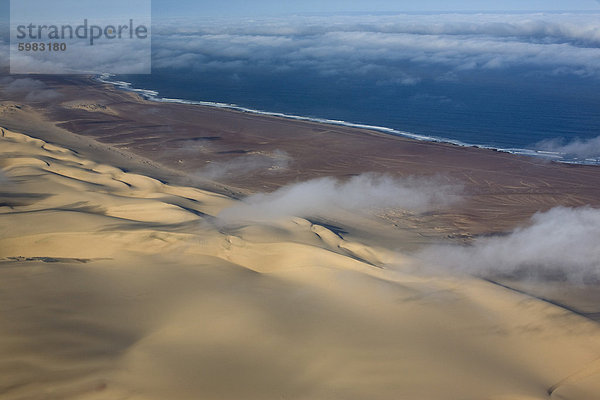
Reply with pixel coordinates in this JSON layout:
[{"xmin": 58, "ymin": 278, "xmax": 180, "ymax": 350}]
[{"xmin": 1, "ymin": 126, "xmax": 600, "ymax": 400}]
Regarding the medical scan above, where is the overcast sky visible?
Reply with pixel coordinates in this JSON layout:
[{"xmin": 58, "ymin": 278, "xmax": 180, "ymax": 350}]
[
  {"xmin": 152, "ymin": 0, "xmax": 600, "ymax": 17},
  {"xmin": 2, "ymin": 1, "xmax": 600, "ymax": 73},
  {"xmin": 1, "ymin": 0, "xmax": 600, "ymax": 23}
]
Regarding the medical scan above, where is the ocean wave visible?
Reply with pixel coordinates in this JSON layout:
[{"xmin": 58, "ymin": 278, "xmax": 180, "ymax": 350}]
[{"xmin": 95, "ymin": 73, "xmax": 599, "ymax": 166}]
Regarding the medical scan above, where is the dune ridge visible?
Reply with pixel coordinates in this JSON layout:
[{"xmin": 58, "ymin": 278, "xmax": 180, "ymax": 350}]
[{"xmin": 1, "ymin": 127, "xmax": 600, "ymax": 399}]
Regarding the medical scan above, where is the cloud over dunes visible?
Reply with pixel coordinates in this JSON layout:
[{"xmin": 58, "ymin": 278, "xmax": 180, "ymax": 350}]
[
  {"xmin": 417, "ymin": 207, "xmax": 600, "ymax": 283},
  {"xmin": 150, "ymin": 13, "xmax": 600, "ymax": 79},
  {"xmin": 218, "ymin": 174, "xmax": 461, "ymax": 223},
  {"xmin": 0, "ymin": 77, "xmax": 62, "ymax": 101}
]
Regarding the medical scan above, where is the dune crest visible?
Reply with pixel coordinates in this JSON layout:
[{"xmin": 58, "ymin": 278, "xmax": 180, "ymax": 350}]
[{"xmin": 1, "ymin": 127, "xmax": 600, "ymax": 400}]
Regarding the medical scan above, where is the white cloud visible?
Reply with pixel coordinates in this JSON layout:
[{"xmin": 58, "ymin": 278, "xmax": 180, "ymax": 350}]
[
  {"xmin": 0, "ymin": 38, "xmax": 8, "ymax": 70},
  {"xmin": 416, "ymin": 207, "xmax": 600, "ymax": 283},
  {"xmin": 7, "ymin": 40, "xmax": 150, "ymax": 75},
  {"xmin": 537, "ymin": 135, "xmax": 600, "ymax": 161},
  {"xmin": 218, "ymin": 173, "xmax": 461, "ymax": 223},
  {"xmin": 199, "ymin": 150, "xmax": 291, "ymax": 180},
  {"xmin": 0, "ymin": 77, "xmax": 62, "ymax": 101},
  {"xmin": 150, "ymin": 13, "xmax": 600, "ymax": 78}
]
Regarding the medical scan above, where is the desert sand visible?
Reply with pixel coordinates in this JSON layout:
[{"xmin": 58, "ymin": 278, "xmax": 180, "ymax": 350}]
[
  {"xmin": 2, "ymin": 124, "xmax": 600, "ymax": 400},
  {"xmin": 2, "ymin": 73, "xmax": 600, "ymax": 399}
]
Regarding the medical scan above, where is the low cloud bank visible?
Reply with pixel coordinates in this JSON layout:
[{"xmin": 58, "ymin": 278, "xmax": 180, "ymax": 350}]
[
  {"xmin": 200, "ymin": 150, "xmax": 290, "ymax": 180},
  {"xmin": 152, "ymin": 13, "xmax": 600, "ymax": 79},
  {"xmin": 0, "ymin": 77, "xmax": 62, "ymax": 102},
  {"xmin": 0, "ymin": 39, "xmax": 7, "ymax": 70},
  {"xmin": 218, "ymin": 174, "xmax": 461, "ymax": 223},
  {"xmin": 4, "ymin": 13, "xmax": 600, "ymax": 78},
  {"xmin": 416, "ymin": 207, "xmax": 600, "ymax": 283},
  {"xmin": 538, "ymin": 135, "xmax": 600, "ymax": 161}
]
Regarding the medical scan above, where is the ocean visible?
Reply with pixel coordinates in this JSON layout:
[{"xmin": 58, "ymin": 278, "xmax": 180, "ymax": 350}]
[{"xmin": 103, "ymin": 68, "xmax": 600, "ymax": 164}]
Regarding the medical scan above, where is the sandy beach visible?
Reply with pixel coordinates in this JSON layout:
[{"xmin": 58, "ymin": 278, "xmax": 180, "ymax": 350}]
[{"xmin": 2, "ymin": 75, "xmax": 600, "ymax": 399}]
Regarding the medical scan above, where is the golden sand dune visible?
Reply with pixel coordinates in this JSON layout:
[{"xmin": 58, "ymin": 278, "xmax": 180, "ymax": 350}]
[{"xmin": 1, "ymin": 127, "xmax": 600, "ymax": 400}]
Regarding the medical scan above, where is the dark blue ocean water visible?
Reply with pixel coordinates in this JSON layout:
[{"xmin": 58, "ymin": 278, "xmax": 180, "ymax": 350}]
[{"xmin": 112, "ymin": 66, "xmax": 600, "ymax": 159}]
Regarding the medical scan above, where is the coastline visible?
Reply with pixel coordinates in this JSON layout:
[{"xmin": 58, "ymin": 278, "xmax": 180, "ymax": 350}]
[
  {"xmin": 2, "ymin": 73, "xmax": 600, "ymax": 239},
  {"xmin": 95, "ymin": 73, "xmax": 596, "ymax": 166}
]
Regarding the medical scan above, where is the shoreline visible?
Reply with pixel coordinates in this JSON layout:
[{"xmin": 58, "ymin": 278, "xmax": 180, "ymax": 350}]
[{"xmin": 95, "ymin": 73, "xmax": 598, "ymax": 166}]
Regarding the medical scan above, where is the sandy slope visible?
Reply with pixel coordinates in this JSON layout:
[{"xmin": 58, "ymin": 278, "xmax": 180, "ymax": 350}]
[{"xmin": 1, "ymin": 127, "xmax": 600, "ymax": 400}]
